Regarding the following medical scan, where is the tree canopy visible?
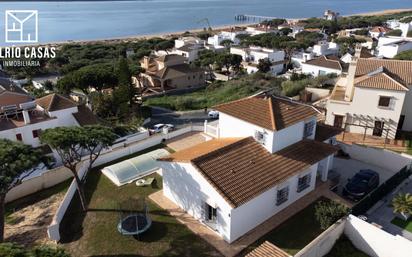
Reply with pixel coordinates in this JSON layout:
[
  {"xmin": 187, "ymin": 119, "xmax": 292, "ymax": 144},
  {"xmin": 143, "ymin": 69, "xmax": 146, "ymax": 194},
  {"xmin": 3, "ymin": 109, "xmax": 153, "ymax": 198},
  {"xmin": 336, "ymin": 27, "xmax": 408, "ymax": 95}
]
[{"xmin": 0, "ymin": 139, "xmax": 44, "ymax": 242}]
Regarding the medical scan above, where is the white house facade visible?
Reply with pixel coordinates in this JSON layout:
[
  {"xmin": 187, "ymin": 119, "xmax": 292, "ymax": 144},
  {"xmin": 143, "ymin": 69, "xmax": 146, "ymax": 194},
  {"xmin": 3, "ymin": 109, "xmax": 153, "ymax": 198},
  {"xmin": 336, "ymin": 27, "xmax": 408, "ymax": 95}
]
[
  {"xmin": 326, "ymin": 47, "xmax": 412, "ymax": 139},
  {"xmin": 376, "ymin": 37, "xmax": 412, "ymax": 58},
  {"xmin": 159, "ymin": 95, "xmax": 337, "ymax": 243},
  {"xmin": 301, "ymin": 55, "xmax": 343, "ymax": 77}
]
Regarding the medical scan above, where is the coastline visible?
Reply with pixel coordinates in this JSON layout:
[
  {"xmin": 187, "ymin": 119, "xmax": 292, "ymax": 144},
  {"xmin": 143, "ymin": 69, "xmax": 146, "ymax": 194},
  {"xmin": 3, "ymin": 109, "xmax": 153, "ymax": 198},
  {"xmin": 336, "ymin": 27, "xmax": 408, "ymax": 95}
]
[{"xmin": 19, "ymin": 8, "xmax": 412, "ymax": 47}]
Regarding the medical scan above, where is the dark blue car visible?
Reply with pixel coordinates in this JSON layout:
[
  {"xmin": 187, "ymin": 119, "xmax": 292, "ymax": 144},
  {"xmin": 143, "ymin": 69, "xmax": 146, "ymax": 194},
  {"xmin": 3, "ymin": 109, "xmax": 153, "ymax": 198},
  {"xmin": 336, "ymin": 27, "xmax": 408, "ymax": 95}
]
[{"xmin": 343, "ymin": 169, "xmax": 380, "ymax": 201}]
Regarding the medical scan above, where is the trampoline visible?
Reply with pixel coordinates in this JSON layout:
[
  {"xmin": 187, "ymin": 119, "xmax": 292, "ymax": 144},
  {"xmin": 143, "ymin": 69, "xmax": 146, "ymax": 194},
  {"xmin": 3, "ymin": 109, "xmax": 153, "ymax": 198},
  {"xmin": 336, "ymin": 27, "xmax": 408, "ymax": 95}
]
[
  {"xmin": 118, "ymin": 197, "xmax": 152, "ymax": 237},
  {"xmin": 101, "ymin": 148, "xmax": 169, "ymax": 186}
]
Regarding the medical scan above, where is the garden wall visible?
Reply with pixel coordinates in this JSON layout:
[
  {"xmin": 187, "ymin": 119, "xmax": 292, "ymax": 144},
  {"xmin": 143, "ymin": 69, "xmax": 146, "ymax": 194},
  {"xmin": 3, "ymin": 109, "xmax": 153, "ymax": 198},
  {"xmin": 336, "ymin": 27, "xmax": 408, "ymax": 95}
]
[
  {"xmin": 295, "ymin": 215, "xmax": 412, "ymax": 257},
  {"xmin": 5, "ymin": 166, "xmax": 73, "ymax": 203},
  {"xmin": 344, "ymin": 215, "xmax": 412, "ymax": 257},
  {"xmin": 47, "ymin": 125, "xmax": 202, "ymax": 241},
  {"xmin": 339, "ymin": 143, "xmax": 412, "ymax": 172},
  {"xmin": 294, "ymin": 219, "xmax": 345, "ymax": 257}
]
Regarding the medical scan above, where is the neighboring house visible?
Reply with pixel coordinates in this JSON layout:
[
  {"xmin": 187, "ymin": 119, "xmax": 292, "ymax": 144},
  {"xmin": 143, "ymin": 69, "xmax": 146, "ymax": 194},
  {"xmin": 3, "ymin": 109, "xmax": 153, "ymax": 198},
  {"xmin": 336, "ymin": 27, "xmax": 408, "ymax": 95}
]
[
  {"xmin": 207, "ymin": 27, "xmax": 248, "ymax": 47},
  {"xmin": 246, "ymin": 24, "xmax": 278, "ymax": 35},
  {"xmin": 376, "ymin": 37, "xmax": 412, "ymax": 58},
  {"xmin": 158, "ymin": 94, "xmax": 338, "ymax": 243},
  {"xmin": 301, "ymin": 55, "xmax": 344, "ymax": 77},
  {"xmin": 172, "ymin": 37, "xmax": 205, "ymax": 63},
  {"xmin": 312, "ymin": 41, "xmax": 340, "ymax": 56},
  {"xmin": 291, "ymin": 51, "xmax": 315, "ymax": 68},
  {"xmin": 369, "ymin": 26, "xmax": 391, "ymax": 39},
  {"xmin": 340, "ymin": 48, "xmax": 374, "ymax": 64},
  {"xmin": 138, "ymin": 54, "xmax": 205, "ymax": 92},
  {"xmin": 326, "ymin": 46, "xmax": 412, "ymax": 139},
  {"xmin": 0, "ymin": 92, "xmax": 98, "ymax": 148},
  {"xmin": 324, "ymin": 10, "xmax": 339, "ymax": 21},
  {"xmin": 386, "ymin": 19, "xmax": 401, "ymax": 29},
  {"xmin": 230, "ymin": 46, "xmax": 285, "ymax": 75}
]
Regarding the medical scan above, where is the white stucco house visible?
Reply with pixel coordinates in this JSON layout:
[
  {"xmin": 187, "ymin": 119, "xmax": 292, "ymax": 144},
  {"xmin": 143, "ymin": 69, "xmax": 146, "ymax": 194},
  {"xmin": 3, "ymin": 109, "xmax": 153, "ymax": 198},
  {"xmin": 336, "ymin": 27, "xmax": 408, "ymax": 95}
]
[
  {"xmin": 369, "ymin": 26, "xmax": 391, "ymax": 39},
  {"xmin": 172, "ymin": 37, "xmax": 205, "ymax": 63},
  {"xmin": 376, "ymin": 36, "xmax": 412, "ymax": 59},
  {"xmin": 301, "ymin": 55, "xmax": 344, "ymax": 77},
  {"xmin": 158, "ymin": 94, "xmax": 338, "ymax": 243},
  {"xmin": 326, "ymin": 46, "xmax": 412, "ymax": 139},
  {"xmin": 230, "ymin": 46, "xmax": 285, "ymax": 75},
  {"xmin": 312, "ymin": 41, "xmax": 339, "ymax": 56},
  {"xmin": 207, "ymin": 27, "xmax": 248, "ymax": 47},
  {"xmin": 0, "ymin": 90, "xmax": 98, "ymax": 148}
]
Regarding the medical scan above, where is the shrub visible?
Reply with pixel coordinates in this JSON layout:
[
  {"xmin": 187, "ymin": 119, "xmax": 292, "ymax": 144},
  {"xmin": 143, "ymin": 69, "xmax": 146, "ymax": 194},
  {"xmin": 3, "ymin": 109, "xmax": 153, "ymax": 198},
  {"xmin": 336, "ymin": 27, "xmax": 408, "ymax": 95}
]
[
  {"xmin": 392, "ymin": 193, "xmax": 412, "ymax": 219},
  {"xmin": 386, "ymin": 29, "xmax": 402, "ymax": 36},
  {"xmin": 315, "ymin": 200, "xmax": 349, "ymax": 230},
  {"xmin": 30, "ymin": 245, "xmax": 70, "ymax": 257},
  {"xmin": 0, "ymin": 243, "xmax": 27, "ymax": 257}
]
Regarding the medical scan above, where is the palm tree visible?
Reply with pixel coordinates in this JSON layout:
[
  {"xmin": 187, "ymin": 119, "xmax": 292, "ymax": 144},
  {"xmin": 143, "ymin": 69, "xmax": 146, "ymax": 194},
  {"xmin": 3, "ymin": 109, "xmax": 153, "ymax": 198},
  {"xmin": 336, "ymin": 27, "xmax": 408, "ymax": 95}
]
[{"xmin": 392, "ymin": 193, "xmax": 412, "ymax": 221}]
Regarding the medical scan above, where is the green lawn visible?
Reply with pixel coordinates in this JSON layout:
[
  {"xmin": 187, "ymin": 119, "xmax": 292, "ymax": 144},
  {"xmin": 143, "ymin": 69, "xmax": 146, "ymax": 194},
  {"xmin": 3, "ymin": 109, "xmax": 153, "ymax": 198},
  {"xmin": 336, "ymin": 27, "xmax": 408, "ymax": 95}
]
[
  {"xmin": 325, "ymin": 235, "xmax": 370, "ymax": 257},
  {"xmin": 59, "ymin": 145, "xmax": 222, "ymax": 257},
  {"xmin": 243, "ymin": 198, "xmax": 328, "ymax": 255},
  {"xmin": 391, "ymin": 217, "xmax": 412, "ymax": 232}
]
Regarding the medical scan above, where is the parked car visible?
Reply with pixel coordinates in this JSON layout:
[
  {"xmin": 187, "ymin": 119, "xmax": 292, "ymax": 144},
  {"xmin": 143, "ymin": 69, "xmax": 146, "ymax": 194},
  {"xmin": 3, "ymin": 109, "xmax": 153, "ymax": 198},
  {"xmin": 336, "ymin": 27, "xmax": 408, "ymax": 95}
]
[
  {"xmin": 208, "ymin": 110, "xmax": 219, "ymax": 119},
  {"xmin": 151, "ymin": 124, "xmax": 174, "ymax": 133},
  {"xmin": 343, "ymin": 169, "xmax": 380, "ymax": 201}
]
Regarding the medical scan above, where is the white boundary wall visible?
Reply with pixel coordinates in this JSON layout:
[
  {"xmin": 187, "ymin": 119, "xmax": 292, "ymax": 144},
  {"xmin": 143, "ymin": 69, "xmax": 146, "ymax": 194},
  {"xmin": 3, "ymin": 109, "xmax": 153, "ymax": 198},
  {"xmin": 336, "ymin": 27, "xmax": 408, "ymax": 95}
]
[
  {"xmin": 294, "ymin": 219, "xmax": 345, "ymax": 257},
  {"xmin": 5, "ymin": 166, "xmax": 73, "ymax": 203},
  {"xmin": 47, "ymin": 125, "xmax": 202, "ymax": 241},
  {"xmin": 344, "ymin": 215, "xmax": 412, "ymax": 257},
  {"xmin": 294, "ymin": 215, "xmax": 412, "ymax": 257},
  {"xmin": 339, "ymin": 143, "xmax": 412, "ymax": 172}
]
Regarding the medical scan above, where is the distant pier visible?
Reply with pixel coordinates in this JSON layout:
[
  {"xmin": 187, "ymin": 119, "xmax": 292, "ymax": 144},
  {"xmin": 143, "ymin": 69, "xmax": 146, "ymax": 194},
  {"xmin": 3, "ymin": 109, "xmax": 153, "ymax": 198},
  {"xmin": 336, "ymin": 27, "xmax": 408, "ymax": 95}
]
[{"xmin": 235, "ymin": 14, "xmax": 300, "ymax": 22}]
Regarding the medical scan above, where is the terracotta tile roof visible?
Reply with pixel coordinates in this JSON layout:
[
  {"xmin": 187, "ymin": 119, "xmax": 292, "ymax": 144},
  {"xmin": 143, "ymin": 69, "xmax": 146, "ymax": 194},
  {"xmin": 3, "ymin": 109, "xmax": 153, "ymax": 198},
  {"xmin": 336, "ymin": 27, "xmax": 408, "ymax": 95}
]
[
  {"xmin": 355, "ymin": 58, "xmax": 412, "ymax": 86},
  {"xmin": 315, "ymin": 123, "xmax": 343, "ymax": 142},
  {"xmin": 36, "ymin": 93, "xmax": 77, "ymax": 112},
  {"xmin": 304, "ymin": 55, "xmax": 343, "ymax": 71},
  {"xmin": 72, "ymin": 105, "xmax": 100, "ymax": 126},
  {"xmin": 0, "ymin": 92, "xmax": 33, "ymax": 109},
  {"xmin": 246, "ymin": 241, "xmax": 290, "ymax": 257},
  {"xmin": 213, "ymin": 95, "xmax": 319, "ymax": 131},
  {"xmin": 160, "ymin": 137, "xmax": 338, "ymax": 207},
  {"xmin": 155, "ymin": 54, "xmax": 187, "ymax": 63},
  {"xmin": 354, "ymin": 69, "xmax": 409, "ymax": 91},
  {"xmin": 370, "ymin": 26, "xmax": 391, "ymax": 33}
]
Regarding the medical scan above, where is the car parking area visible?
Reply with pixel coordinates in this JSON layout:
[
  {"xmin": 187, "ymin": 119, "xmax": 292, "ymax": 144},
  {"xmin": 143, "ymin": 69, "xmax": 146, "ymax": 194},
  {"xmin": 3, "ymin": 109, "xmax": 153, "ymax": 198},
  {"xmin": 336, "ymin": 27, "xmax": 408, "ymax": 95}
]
[{"xmin": 331, "ymin": 157, "xmax": 395, "ymax": 197}]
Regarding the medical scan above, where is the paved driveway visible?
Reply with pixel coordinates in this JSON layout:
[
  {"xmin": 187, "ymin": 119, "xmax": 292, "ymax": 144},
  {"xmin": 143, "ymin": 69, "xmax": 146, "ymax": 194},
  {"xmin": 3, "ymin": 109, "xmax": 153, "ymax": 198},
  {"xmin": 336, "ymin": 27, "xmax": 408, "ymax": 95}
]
[
  {"xmin": 146, "ymin": 107, "xmax": 214, "ymax": 130},
  {"xmin": 332, "ymin": 157, "xmax": 394, "ymax": 195}
]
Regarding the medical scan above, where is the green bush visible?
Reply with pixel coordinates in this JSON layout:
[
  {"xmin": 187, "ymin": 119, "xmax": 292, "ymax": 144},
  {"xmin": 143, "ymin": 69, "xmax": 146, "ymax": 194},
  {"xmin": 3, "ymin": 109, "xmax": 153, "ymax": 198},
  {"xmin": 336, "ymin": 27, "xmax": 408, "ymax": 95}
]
[
  {"xmin": 315, "ymin": 200, "xmax": 349, "ymax": 230},
  {"xmin": 386, "ymin": 29, "xmax": 402, "ymax": 36},
  {"xmin": 0, "ymin": 243, "xmax": 70, "ymax": 257},
  {"xmin": 0, "ymin": 243, "xmax": 27, "ymax": 257},
  {"xmin": 394, "ymin": 49, "xmax": 412, "ymax": 60}
]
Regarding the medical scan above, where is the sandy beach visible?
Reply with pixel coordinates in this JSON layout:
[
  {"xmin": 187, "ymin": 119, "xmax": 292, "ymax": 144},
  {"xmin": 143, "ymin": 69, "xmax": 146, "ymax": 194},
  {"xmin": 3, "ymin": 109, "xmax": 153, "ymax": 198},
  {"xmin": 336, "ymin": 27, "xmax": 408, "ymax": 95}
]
[{"xmin": 37, "ymin": 8, "xmax": 412, "ymax": 47}]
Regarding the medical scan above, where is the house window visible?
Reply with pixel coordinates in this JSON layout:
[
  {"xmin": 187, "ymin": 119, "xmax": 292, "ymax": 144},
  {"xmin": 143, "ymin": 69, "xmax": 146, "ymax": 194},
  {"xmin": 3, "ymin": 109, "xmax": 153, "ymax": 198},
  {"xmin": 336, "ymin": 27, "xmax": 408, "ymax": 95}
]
[
  {"xmin": 297, "ymin": 173, "xmax": 311, "ymax": 192},
  {"xmin": 16, "ymin": 133, "xmax": 22, "ymax": 141},
  {"xmin": 32, "ymin": 129, "xmax": 40, "ymax": 138},
  {"xmin": 254, "ymin": 130, "xmax": 266, "ymax": 145},
  {"xmin": 304, "ymin": 120, "xmax": 316, "ymax": 138},
  {"xmin": 378, "ymin": 96, "xmax": 391, "ymax": 108},
  {"xmin": 276, "ymin": 186, "xmax": 289, "ymax": 206}
]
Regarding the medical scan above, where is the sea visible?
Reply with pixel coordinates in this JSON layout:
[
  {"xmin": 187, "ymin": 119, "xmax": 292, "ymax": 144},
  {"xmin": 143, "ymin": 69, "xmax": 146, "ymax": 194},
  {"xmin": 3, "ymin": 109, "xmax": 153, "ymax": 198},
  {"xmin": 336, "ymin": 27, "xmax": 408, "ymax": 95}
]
[{"xmin": 0, "ymin": 0, "xmax": 411, "ymax": 44}]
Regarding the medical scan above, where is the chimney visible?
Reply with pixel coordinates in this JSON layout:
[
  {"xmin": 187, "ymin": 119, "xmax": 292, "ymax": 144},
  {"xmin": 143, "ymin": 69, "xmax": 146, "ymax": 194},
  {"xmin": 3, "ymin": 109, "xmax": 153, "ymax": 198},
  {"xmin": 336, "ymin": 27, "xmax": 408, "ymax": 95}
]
[
  {"xmin": 142, "ymin": 56, "xmax": 150, "ymax": 69},
  {"xmin": 22, "ymin": 110, "xmax": 31, "ymax": 124},
  {"xmin": 344, "ymin": 44, "xmax": 361, "ymax": 101}
]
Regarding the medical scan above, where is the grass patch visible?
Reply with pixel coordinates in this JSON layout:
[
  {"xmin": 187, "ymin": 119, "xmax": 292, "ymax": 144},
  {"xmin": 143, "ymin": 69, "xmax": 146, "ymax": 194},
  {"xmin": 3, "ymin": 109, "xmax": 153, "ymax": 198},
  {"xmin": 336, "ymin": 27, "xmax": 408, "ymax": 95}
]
[
  {"xmin": 60, "ymin": 146, "xmax": 221, "ymax": 257},
  {"xmin": 144, "ymin": 74, "xmax": 283, "ymax": 111},
  {"xmin": 244, "ymin": 198, "xmax": 330, "ymax": 255},
  {"xmin": 391, "ymin": 217, "xmax": 412, "ymax": 232},
  {"xmin": 5, "ymin": 179, "xmax": 71, "ymax": 224},
  {"xmin": 325, "ymin": 234, "xmax": 370, "ymax": 257}
]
